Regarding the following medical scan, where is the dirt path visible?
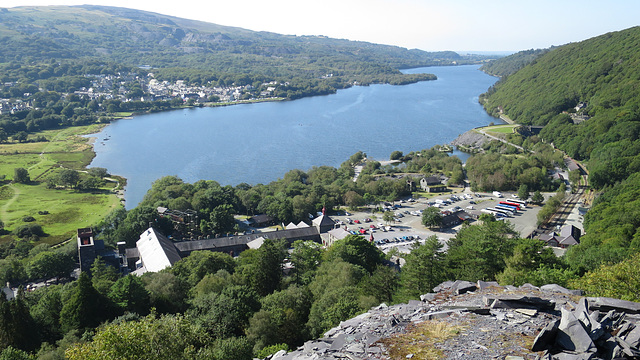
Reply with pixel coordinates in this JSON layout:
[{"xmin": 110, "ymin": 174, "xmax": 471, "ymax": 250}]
[
  {"xmin": 0, "ymin": 184, "xmax": 21, "ymax": 223},
  {"xmin": 476, "ymin": 127, "xmax": 533, "ymax": 153}
]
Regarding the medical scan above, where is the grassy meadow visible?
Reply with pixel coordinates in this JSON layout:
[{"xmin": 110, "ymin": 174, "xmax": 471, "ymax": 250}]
[
  {"xmin": 0, "ymin": 125, "xmax": 123, "ymax": 245},
  {"xmin": 481, "ymin": 124, "xmax": 520, "ymax": 135}
]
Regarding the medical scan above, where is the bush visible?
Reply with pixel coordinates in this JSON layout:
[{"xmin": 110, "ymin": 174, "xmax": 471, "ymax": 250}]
[
  {"xmin": 13, "ymin": 223, "xmax": 45, "ymax": 238},
  {"xmin": 22, "ymin": 216, "xmax": 35, "ymax": 222},
  {"xmin": 255, "ymin": 344, "xmax": 289, "ymax": 359}
]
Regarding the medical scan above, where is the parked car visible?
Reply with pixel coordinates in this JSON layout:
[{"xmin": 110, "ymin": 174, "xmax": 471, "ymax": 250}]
[{"xmin": 354, "ymin": 219, "xmax": 361, "ymax": 224}]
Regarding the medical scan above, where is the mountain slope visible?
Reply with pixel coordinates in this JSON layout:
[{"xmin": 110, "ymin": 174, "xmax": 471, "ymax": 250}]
[
  {"xmin": 479, "ymin": 47, "xmax": 554, "ymax": 77},
  {"xmin": 480, "ymin": 25, "xmax": 640, "ymax": 272},
  {"xmin": 0, "ymin": 5, "xmax": 472, "ymax": 83},
  {"xmin": 482, "ymin": 26, "xmax": 640, "ymax": 126}
]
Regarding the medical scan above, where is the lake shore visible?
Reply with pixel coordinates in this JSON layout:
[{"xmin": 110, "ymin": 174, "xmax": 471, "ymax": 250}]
[{"xmin": 87, "ymin": 65, "xmax": 500, "ymax": 208}]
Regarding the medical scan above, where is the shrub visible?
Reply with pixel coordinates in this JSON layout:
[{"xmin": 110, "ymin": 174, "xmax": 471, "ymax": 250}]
[{"xmin": 13, "ymin": 223, "xmax": 45, "ymax": 238}]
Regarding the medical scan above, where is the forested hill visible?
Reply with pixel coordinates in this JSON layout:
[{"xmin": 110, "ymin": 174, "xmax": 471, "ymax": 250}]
[
  {"xmin": 479, "ymin": 47, "xmax": 553, "ymax": 77},
  {"xmin": 0, "ymin": 5, "xmax": 478, "ymax": 86},
  {"xmin": 481, "ymin": 25, "xmax": 640, "ymax": 273},
  {"xmin": 481, "ymin": 26, "xmax": 640, "ymax": 127}
]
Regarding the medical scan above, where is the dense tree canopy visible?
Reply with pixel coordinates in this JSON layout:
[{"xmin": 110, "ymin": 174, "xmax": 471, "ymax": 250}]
[{"xmin": 482, "ymin": 25, "xmax": 640, "ymax": 275}]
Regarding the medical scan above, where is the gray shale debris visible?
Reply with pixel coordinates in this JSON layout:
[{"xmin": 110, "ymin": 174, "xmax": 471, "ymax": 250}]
[
  {"xmin": 533, "ymin": 297, "xmax": 640, "ymax": 359},
  {"xmin": 265, "ymin": 282, "xmax": 640, "ymax": 360}
]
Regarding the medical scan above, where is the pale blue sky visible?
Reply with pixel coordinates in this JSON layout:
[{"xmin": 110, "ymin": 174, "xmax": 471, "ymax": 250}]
[{"xmin": 4, "ymin": 0, "xmax": 640, "ymax": 52}]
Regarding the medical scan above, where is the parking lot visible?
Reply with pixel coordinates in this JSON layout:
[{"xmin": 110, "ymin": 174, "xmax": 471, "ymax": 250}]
[{"xmin": 330, "ymin": 190, "xmax": 545, "ymax": 253}]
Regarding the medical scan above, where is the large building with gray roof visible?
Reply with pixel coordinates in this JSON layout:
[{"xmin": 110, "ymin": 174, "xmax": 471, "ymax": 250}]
[{"xmin": 124, "ymin": 222, "xmax": 324, "ymax": 274}]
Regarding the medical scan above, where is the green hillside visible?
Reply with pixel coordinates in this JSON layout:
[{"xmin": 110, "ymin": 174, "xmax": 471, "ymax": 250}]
[
  {"xmin": 0, "ymin": 5, "xmax": 476, "ymax": 84},
  {"xmin": 479, "ymin": 47, "xmax": 553, "ymax": 77},
  {"xmin": 481, "ymin": 26, "xmax": 640, "ymax": 272}
]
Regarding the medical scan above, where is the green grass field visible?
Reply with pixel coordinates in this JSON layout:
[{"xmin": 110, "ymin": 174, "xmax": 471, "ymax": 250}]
[
  {"xmin": 481, "ymin": 124, "xmax": 520, "ymax": 135},
  {"xmin": 0, "ymin": 125, "xmax": 123, "ymax": 245}
]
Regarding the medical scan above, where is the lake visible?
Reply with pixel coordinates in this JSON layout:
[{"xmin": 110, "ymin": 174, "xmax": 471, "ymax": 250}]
[{"xmin": 87, "ymin": 64, "xmax": 500, "ymax": 208}]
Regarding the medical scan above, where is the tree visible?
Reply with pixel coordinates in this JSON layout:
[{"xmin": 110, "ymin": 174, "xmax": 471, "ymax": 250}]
[
  {"xmin": 324, "ymin": 235, "xmax": 384, "ymax": 274},
  {"xmin": 29, "ymin": 285, "xmax": 64, "ymax": 344},
  {"xmin": 448, "ymin": 169, "xmax": 465, "ymax": 186},
  {"xmin": 65, "ymin": 313, "xmax": 253, "ymax": 360},
  {"xmin": 11, "ymin": 132, "xmax": 27, "ymax": 143},
  {"xmin": 308, "ymin": 259, "xmax": 366, "ymax": 300},
  {"xmin": 289, "ymin": 240, "xmax": 324, "ymax": 285},
  {"xmin": 90, "ymin": 256, "xmax": 120, "ymax": 296},
  {"xmin": 238, "ymin": 239, "xmax": 287, "ymax": 296},
  {"xmin": 56, "ymin": 169, "xmax": 80, "ymax": 188},
  {"xmin": 531, "ymin": 190, "xmax": 544, "ymax": 205},
  {"xmin": 517, "ymin": 184, "xmax": 530, "ymax": 201},
  {"xmin": 109, "ymin": 275, "xmax": 151, "ymax": 315},
  {"xmin": 570, "ymin": 253, "xmax": 640, "ymax": 302},
  {"xmin": 208, "ymin": 204, "xmax": 235, "ymax": 234},
  {"xmin": 306, "ymin": 286, "xmax": 363, "ymax": 338},
  {"xmin": 171, "ymin": 250, "xmax": 235, "ymax": 288},
  {"xmin": 397, "ymin": 236, "xmax": 446, "ymax": 301},
  {"xmin": 360, "ymin": 265, "xmax": 399, "ymax": 304},
  {"xmin": 0, "ymin": 256, "xmax": 27, "ymax": 285},
  {"xmin": 383, "ymin": 211, "xmax": 395, "ymax": 225},
  {"xmin": 190, "ymin": 270, "xmax": 234, "ymax": 299},
  {"xmin": 362, "ymin": 193, "xmax": 377, "ymax": 210},
  {"xmin": 13, "ymin": 168, "xmax": 29, "ymax": 184},
  {"xmin": 389, "ymin": 151, "xmax": 403, "ymax": 160},
  {"xmin": 421, "ymin": 207, "xmax": 442, "ymax": 230},
  {"xmin": 0, "ymin": 288, "xmax": 39, "ymax": 352},
  {"xmin": 446, "ymin": 221, "xmax": 518, "ymax": 281},
  {"xmin": 188, "ymin": 285, "xmax": 260, "ymax": 339},
  {"xmin": 496, "ymin": 238, "xmax": 559, "ymax": 286},
  {"xmin": 87, "ymin": 167, "xmax": 109, "ymax": 178},
  {"xmin": 141, "ymin": 272, "xmax": 187, "ymax": 314},
  {"xmin": 78, "ymin": 176, "xmax": 104, "ymax": 190},
  {"xmin": 343, "ymin": 191, "xmax": 364, "ymax": 210},
  {"xmin": 246, "ymin": 285, "xmax": 312, "ymax": 353},
  {"xmin": 26, "ymin": 251, "xmax": 75, "ymax": 281},
  {"xmin": 0, "ymin": 346, "xmax": 35, "ymax": 360},
  {"xmin": 59, "ymin": 272, "xmax": 111, "ymax": 333},
  {"xmin": 569, "ymin": 169, "xmax": 581, "ymax": 191}
]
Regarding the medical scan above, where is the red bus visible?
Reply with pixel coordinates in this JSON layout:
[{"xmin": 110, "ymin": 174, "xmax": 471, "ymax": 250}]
[{"xmin": 500, "ymin": 201, "xmax": 521, "ymax": 210}]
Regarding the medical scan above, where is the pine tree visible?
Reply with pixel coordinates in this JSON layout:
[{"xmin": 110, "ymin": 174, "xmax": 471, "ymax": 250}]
[{"xmin": 60, "ymin": 272, "xmax": 109, "ymax": 333}]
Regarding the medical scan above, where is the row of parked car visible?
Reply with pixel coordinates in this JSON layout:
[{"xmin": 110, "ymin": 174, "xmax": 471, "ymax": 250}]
[{"xmin": 375, "ymin": 235, "xmax": 421, "ymax": 246}]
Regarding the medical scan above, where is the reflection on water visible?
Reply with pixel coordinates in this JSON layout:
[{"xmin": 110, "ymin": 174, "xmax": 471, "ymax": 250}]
[{"xmin": 88, "ymin": 65, "xmax": 500, "ymax": 208}]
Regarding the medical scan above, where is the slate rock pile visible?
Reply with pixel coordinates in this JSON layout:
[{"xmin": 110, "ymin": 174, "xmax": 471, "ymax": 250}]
[
  {"xmin": 265, "ymin": 281, "xmax": 640, "ymax": 360},
  {"xmin": 533, "ymin": 297, "xmax": 640, "ymax": 359}
]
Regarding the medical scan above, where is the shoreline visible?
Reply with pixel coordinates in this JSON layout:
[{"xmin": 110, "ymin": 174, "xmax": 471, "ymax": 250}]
[{"xmin": 85, "ymin": 67, "xmax": 489, "ymax": 209}]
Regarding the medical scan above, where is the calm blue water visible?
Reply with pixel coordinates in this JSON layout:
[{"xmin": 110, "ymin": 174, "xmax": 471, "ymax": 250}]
[{"xmin": 88, "ymin": 65, "xmax": 500, "ymax": 208}]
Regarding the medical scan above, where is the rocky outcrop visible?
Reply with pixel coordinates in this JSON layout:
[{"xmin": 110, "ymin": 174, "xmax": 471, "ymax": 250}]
[
  {"xmin": 266, "ymin": 281, "xmax": 640, "ymax": 360},
  {"xmin": 265, "ymin": 282, "xmax": 570, "ymax": 359},
  {"xmin": 533, "ymin": 297, "xmax": 640, "ymax": 359},
  {"xmin": 450, "ymin": 130, "xmax": 490, "ymax": 150}
]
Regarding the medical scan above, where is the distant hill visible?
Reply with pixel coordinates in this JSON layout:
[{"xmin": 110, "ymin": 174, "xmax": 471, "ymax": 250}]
[
  {"xmin": 479, "ymin": 47, "xmax": 554, "ymax": 77},
  {"xmin": 0, "ymin": 5, "xmax": 484, "ymax": 87},
  {"xmin": 480, "ymin": 25, "xmax": 640, "ymax": 272}
]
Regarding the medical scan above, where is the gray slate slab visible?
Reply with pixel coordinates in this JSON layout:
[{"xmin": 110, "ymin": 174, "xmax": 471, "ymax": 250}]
[{"xmin": 588, "ymin": 297, "xmax": 640, "ymax": 314}]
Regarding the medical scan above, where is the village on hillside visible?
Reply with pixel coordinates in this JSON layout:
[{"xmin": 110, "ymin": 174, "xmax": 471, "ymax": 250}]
[{"xmin": 0, "ymin": 71, "xmax": 284, "ymax": 115}]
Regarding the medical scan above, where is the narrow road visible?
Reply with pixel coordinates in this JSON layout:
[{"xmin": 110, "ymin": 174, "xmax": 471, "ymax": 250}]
[{"xmin": 476, "ymin": 127, "xmax": 533, "ymax": 153}]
